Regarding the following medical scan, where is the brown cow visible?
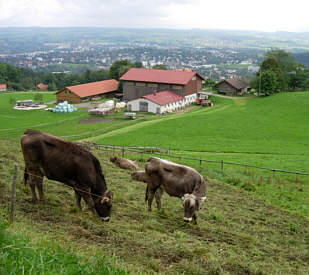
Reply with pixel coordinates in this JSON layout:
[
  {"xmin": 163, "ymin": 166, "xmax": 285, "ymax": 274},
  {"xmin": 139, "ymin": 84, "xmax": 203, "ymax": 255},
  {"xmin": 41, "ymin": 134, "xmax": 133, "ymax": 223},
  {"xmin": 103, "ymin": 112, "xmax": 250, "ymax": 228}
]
[
  {"xmin": 131, "ymin": 170, "xmax": 164, "ymax": 211},
  {"xmin": 110, "ymin": 155, "xmax": 139, "ymax": 171},
  {"xmin": 144, "ymin": 157, "xmax": 206, "ymax": 224},
  {"xmin": 21, "ymin": 129, "xmax": 113, "ymax": 222}
]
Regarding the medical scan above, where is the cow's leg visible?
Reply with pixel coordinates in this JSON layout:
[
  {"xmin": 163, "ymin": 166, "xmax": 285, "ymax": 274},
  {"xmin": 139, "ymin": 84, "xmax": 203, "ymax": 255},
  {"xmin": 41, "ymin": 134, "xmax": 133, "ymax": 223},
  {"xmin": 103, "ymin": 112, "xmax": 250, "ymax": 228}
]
[
  {"xmin": 147, "ymin": 188, "xmax": 156, "ymax": 212},
  {"xmin": 27, "ymin": 170, "xmax": 41, "ymax": 203},
  {"xmin": 155, "ymin": 187, "xmax": 163, "ymax": 210},
  {"xmin": 80, "ymin": 188, "xmax": 96, "ymax": 215},
  {"xmin": 29, "ymin": 180, "xmax": 38, "ymax": 203},
  {"xmin": 74, "ymin": 190, "xmax": 82, "ymax": 211},
  {"xmin": 35, "ymin": 175, "xmax": 45, "ymax": 202},
  {"xmin": 193, "ymin": 212, "xmax": 198, "ymax": 225}
]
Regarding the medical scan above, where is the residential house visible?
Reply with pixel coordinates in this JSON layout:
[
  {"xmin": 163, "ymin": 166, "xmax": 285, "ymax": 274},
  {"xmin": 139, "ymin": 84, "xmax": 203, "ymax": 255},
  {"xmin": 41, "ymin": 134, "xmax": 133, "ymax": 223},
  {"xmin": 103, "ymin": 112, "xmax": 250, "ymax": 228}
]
[
  {"xmin": 0, "ymin": 84, "xmax": 7, "ymax": 91},
  {"xmin": 37, "ymin": 83, "xmax": 48, "ymax": 91}
]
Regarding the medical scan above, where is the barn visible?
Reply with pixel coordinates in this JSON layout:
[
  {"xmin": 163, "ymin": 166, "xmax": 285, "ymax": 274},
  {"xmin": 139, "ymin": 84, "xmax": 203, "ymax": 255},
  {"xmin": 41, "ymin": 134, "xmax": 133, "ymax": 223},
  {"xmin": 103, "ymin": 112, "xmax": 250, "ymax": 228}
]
[
  {"xmin": 56, "ymin": 79, "xmax": 119, "ymax": 103},
  {"xmin": 216, "ymin": 78, "xmax": 250, "ymax": 96},
  {"xmin": 120, "ymin": 68, "xmax": 204, "ymax": 102},
  {"xmin": 127, "ymin": 90, "xmax": 186, "ymax": 114}
]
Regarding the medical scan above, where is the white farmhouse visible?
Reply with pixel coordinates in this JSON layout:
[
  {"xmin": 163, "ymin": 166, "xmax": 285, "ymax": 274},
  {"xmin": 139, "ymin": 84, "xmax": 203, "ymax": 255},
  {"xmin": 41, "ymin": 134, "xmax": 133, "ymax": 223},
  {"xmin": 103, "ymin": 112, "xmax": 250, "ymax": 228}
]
[{"xmin": 127, "ymin": 90, "xmax": 195, "ymax": 114}]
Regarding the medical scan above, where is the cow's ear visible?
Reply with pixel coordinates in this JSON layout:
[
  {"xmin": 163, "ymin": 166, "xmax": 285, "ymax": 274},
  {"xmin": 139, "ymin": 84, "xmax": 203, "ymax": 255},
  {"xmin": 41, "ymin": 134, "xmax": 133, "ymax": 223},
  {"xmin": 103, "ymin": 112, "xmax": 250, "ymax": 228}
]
[
  {"xmin": 105, "ymin": 190, "xmax": 114, "ymax": 199},
  {"xmin": 181, "ymin": 195, "xmax": 185, "ymax": 201},
  {"xmin": 197, "ymin": 196, "xmax": 206, "ymax": 204}
]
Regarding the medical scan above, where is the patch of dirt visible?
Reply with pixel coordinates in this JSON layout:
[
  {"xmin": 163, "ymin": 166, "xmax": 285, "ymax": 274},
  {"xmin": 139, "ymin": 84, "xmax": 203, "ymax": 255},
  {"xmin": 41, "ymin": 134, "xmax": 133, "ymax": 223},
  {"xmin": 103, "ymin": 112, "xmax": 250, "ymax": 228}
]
[{"xmin": 78, "ymin": 118, "xmax": 120, "ymax": 124}]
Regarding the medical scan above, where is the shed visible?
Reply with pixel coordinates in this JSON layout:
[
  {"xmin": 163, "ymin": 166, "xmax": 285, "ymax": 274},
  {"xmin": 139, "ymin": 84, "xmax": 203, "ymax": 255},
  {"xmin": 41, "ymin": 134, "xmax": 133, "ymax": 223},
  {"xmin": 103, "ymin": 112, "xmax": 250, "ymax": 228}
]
[{"xmin": 216, "ymin": 78, "xmax": 250, "ymax": 96}]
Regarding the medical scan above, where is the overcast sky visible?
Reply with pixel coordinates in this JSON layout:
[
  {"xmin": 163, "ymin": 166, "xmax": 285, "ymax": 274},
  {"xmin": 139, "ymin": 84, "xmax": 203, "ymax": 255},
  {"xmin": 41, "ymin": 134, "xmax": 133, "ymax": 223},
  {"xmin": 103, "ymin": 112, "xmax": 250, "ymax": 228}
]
[{"xmin": 1, "ymin": 0, "xmax": 308, "ymax": 32}]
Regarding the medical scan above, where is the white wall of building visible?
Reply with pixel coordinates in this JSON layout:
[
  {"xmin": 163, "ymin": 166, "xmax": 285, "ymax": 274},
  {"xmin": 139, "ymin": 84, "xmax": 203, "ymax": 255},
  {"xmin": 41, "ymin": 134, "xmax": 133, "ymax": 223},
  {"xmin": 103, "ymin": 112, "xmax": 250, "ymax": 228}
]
[{"xmin": 127, "ymin": 93, "xmax": 197, "ymax": 114}]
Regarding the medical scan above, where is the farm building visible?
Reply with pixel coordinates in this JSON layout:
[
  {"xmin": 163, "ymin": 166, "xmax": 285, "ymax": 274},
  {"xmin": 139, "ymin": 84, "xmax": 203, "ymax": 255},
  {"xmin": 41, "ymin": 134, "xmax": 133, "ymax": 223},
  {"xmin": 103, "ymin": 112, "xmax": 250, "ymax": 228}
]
[
  {"xmin": 120, "ymin": 68, "xmax": 205, "ymax": 101},
  {"xmin": 56, "ymin": 79, "xmax": 119, "ymax": 103},
  {"xmin": 127, "ymin": 90, "xmax": 187, "ymax": 114},
  {"xmin": 37, "ymin": 83, "xmax": 48, "ymax": 91},
  {"xmin": 216, "ymin": 78, "xmax": 250, "ymax": 96},
  {"xmin": 0, "ymin": 84, "xmax": 7, "ymax": 91}
]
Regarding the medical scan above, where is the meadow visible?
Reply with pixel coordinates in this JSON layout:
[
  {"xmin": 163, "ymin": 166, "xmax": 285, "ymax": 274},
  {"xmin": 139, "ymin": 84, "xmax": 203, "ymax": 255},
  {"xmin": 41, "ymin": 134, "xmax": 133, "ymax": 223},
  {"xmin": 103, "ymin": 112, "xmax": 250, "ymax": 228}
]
[
  {"xmin": 0, "ymin": 91, "xmax": 309, "ymax": 274},
  {"xmin": 0, "ymin": 139, "xmax": 309, "ymax": 274}
]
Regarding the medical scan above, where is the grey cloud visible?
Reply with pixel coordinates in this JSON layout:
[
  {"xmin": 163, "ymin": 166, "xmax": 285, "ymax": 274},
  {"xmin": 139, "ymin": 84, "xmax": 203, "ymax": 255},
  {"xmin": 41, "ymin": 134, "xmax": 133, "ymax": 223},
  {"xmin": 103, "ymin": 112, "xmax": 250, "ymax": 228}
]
[{"xmin": 0, "ymin": 0, "xmax": 196, "ymax": 27}]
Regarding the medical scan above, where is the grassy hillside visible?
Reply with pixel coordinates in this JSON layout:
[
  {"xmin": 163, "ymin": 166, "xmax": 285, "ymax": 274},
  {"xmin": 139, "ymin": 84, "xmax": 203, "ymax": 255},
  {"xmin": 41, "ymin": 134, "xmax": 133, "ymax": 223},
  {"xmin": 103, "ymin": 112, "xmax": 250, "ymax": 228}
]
[
  {"xmin": 88, "ymin": 93, "xmax": 309, "ymax": 172},
  {"xmin": 0, "ymin": 92, "xmax": 156, "ymax": 140},
  {"xmin": 0, "ymin": 139, "xmax": 309, "ymax": 274}
]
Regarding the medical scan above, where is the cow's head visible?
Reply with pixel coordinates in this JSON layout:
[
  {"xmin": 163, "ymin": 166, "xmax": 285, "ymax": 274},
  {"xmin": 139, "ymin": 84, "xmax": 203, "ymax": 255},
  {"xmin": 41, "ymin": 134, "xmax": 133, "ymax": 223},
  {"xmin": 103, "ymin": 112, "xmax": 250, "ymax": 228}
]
[
  {"xmin": 110, "ymin": 156, "xmax": 117, "ymax": 163},
  {"xmin": 181, "ymin": 194, "xmax": 206, "ymax": 223},
  {"xmin": 94, "ymin": 190, "xmax": 114, "ymax": 222}
]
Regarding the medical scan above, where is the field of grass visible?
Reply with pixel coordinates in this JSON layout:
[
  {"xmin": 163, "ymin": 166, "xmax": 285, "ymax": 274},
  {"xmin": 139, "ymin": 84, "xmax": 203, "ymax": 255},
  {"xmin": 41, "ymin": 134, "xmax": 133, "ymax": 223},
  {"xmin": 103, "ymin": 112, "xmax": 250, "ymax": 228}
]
[
  {"xmin": 0, "ymin": 92, "xmax": 157, "ymax": 140},
  {"xmin": 0, "ymin": 139, "xmax": 309, "ymax": 274},
  {"xmin": 1, "ymin": 91, "xmax": 309, "ymax": 273}
]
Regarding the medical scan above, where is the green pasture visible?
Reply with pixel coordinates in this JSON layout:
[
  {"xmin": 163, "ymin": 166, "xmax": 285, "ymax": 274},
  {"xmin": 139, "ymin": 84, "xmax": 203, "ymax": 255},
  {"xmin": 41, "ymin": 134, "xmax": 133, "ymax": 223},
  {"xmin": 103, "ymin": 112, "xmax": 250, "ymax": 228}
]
[
  {"xmin": 90, "ymin": 93, "xmax": 309, "ymax": 171},
  {"xmin": 0, "ymin": 140, "xmax": 308, "ymax": 274},
  {"xmin": 0, "ymin": 92, "xmax": 156, "ymax": 140}
]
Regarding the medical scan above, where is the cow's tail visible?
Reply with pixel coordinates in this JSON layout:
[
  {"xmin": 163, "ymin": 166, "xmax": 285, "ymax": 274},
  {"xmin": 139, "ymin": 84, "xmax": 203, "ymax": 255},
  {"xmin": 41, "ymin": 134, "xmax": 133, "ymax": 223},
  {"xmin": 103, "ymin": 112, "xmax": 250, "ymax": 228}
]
[{"xmin": 24, "ymin": 168, "xmax": 29, "ymax": 186}]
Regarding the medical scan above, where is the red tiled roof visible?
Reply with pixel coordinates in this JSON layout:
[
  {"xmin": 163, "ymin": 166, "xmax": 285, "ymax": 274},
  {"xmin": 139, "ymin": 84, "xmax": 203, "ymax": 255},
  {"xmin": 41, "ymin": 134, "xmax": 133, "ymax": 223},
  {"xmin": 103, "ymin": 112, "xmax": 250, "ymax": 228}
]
[
  {"xmin": 0, "ymin": 84, "xmax": 7, "ymax": 89},
  {"xmin": 37, "ymin": 83, "xmax": 48, "ymax": 91},
  {"xmin": 142, "ymin": 90, "xmax": 184, "ymax": 106},
  {"xmin": 120, "ymin": 68, "xmax": 204, "ymax": 85},
  {"xmin": 57, "ymin": 79, "xmax": 119, "ymax": 98}
]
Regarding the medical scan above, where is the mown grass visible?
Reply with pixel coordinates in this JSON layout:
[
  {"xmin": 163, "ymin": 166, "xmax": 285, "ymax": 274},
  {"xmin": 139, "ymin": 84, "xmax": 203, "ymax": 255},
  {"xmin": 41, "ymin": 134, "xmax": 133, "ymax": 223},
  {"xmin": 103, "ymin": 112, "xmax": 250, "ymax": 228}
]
[
  {"xmin": 0, "ymin": 139, "xmax": 309, "ymax": 274},
  {"xmin": 0, "ymin": 92, "xmax": 157, "ymax": 140}
]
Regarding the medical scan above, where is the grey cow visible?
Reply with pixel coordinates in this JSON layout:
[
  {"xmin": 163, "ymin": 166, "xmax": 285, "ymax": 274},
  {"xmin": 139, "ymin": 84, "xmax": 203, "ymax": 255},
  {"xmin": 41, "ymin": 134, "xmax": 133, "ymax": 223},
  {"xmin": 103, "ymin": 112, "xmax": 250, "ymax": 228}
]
[{"xmin": 144, "ymin": 157, "xmax": 206, "ymax": 224}]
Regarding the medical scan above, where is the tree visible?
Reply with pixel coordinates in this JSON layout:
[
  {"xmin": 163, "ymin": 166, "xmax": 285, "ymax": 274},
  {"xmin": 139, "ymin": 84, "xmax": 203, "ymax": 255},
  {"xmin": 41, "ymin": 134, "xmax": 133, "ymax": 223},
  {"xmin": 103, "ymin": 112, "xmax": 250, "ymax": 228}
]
[
  {"xmin": 133, "ymin": 61, "xmax": 143, "ymax": 68},
  {"xmin": 203, "ymin": 78, "xmax": 216, "ymax": 91},
  {"xmin": 260, "ymin": 70, "xmax": 279, "ymax": 94},
  {"xmin": 152, "ymin": 64, "xmax": 168, "ymax": 70},
  {"xmin": 109, "ymin": 60, "xmax": 134, "ymax": 80},
  {"xmin": 265, "ymin": 49, "xmax": 309, "ymax": 91}
]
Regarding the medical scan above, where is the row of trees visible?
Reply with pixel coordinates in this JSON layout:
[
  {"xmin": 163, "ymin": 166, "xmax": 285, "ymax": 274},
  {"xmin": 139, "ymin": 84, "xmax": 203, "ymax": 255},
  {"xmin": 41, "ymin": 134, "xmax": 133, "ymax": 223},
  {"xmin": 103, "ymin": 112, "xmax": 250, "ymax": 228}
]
[
  {"xmin": 0, "ymin": 60, "xmax": 150, "ymax": 92},
  {"xmin": 251, "ymin": 49, "xmax": 309, "ymax": 94}
]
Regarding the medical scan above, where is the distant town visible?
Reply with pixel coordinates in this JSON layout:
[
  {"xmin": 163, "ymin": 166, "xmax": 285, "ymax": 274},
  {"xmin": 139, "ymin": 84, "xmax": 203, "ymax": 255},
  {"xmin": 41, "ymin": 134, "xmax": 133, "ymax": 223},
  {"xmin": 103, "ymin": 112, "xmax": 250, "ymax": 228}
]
[{"xmin": 0, "ymin": 27, "xmax": 309, "ymax": 82}]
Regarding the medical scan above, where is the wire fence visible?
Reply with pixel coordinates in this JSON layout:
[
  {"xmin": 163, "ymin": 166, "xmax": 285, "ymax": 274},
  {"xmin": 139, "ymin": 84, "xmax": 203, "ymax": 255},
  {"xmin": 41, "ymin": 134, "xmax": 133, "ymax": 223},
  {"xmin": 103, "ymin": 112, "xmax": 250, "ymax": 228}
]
[{"xmin": 76, "ymin": 142, "xmax": 309, "ymax": 177}]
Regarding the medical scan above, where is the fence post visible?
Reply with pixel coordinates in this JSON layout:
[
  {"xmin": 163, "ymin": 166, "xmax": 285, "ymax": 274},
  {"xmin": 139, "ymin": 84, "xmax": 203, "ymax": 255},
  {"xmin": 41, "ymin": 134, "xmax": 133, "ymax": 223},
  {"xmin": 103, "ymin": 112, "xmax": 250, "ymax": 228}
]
[
  {"xmin": 179, "ymin": 156, "xmax": 182, "ymax": 164},
  {"xmin": 221, "ymin": 160, "xmax": 224, "ymax": 173},
  {"xmin": 199, "ymin": 157, "xmax": 202, "ymax": 169},
  {"xmin": 122, "ymin": 146, "xmax": 125, "ymax": 158},
  {"xmin": 272, "ymin": 169, "xmax": 276, "ymax": 183},
  {"xmin": 10, "ymin": 165, "xmax": 18, "ymax": 224}
]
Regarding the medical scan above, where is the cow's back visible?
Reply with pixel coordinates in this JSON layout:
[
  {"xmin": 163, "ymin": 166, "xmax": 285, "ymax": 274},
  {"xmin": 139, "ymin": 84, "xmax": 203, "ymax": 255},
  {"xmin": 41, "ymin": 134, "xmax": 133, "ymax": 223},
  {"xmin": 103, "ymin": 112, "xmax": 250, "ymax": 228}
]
[
  {"xmin": 21, "ymin": 130, "xmax": 97, "ymax": 183},
  {"xmin": 146, "ymin": 157, "xmax": 205, "ymax": 198}
]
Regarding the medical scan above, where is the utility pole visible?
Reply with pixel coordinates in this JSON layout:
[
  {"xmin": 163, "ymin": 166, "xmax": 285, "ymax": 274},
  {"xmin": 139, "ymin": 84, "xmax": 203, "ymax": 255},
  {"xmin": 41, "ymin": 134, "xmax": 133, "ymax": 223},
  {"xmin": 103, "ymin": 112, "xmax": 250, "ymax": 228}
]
[{"xmin": 258, "ymin": 67, "xmax": 262, "ymax": 96}]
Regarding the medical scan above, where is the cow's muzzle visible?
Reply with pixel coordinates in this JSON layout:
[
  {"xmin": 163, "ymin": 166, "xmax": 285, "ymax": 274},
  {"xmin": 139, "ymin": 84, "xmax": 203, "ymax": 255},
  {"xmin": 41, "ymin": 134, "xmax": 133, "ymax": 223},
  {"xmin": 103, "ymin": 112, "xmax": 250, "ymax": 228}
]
[
  {"xmin": 183, "ymin": 217, "xmax": 192, "ymax": 223},
  {"xmin": 101, "ymin": 216, "xmax": 110, "ymax": 222}
]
